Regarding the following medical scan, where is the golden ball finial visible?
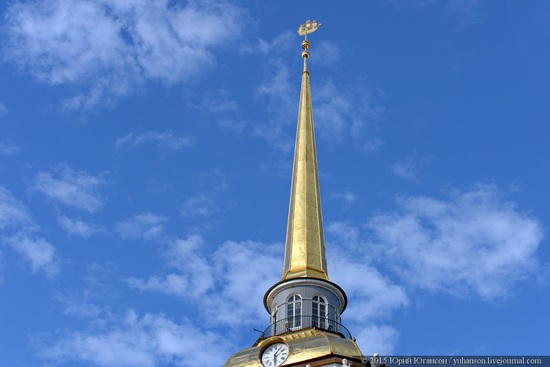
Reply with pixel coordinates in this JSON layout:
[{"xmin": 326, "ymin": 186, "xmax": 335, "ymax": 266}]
[{"xmin": 301, "ymin": 39, "xmax": 310, "ymax": 59}]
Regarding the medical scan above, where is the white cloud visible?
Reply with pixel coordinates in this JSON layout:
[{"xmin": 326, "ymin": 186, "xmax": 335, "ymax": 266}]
[
  {"xmin": 329, "ymin": 185, "xmax": 544, "ymax": 305},
  {"xmin": 391, "ymin": 156, "xmax": 433, "ymax": 182},
  {"xmin": 391, "ymin": 161, "xmax": 418, "ymax": 181},
  {"xmin": 207, "ymin": 240, "xmax": 281, "ymax": 325},
  {"xmin": 199, "ymin": 89, "xmax": 239, "ymax": 115},
  {"xmin": 310, "ymin": 41, "xmax": 341, "ymax": 67},
  {"xmin": 243, "ymin": 32, "xmax": 294, "ymax": 56},
  {"xmin": 179, "ymin": 194, "xmax": 218, "ymax": 218},
  {"xmin": 2, "ymin": 0, "xmax": 245, "ymax": 109},
  {"xmin": 166, "ymin": 235, "xmax": 216, "ymax": 297},
  {"xmin": 4, "ymin": 234, "xmax": 58, "ymax": 275},
  {"xmin": 0, "ymin": 187, "xmax": 32, "ymax": 229},
  {"xmin": 196, "ymin": 168, "xmax": 228, "ymax": 193},
  {"xmin": 324, "ymin": 184, "xmax": 544, "ymax": 352},
  {"xmin": 217, "ymin": 118, "xmax": 247, "ymax": 133},
  {"xmin": 313, "ymin": 81, "xmax": 350, "ymax": 142},
  {"xmin": 127, "ymin": 235, "xmax": 214, "ymax": 298},
  {"xmin": 0, "ymin": 187, "xmax": 59, "ymax": 275},
  {"xmin": 116, "ymin": 213, "xmax": 167, "ymax": 241},
  {"xmin": 354, "ymin": 325, "xmax": 399, "ymax": 356},
  {"xmin": 32, "ymin": 166, "xmax": 105, "ymax": 213},
  {"xmin": 127, "ymin": 274, "xmax": 190, "ymax": 298},
  {"xmin": 332, "ymin": 191, "xmax": 358, "ymax": 209},
  {"xmin": 127, "ymin": 235, "xmax": 281, "ymax": 327},
  {"xmin": 313, "ymin": 79, "xmax": 384, "ymax": 149},
  {"xmin": 388, "ymin": 0, "xmax": 481, "ymax": 27},
  {"xmin": 58, "ymin": 215, "xmax": 101, "ymax": 238},
  {"xmin": 0, "ymin": 141, "xmax": 20, "ymax": 155},
  {"xmin": 56, "ymin": 263, "xmax": 118, "ymax": 319},
  {"xmin": 367, "ymin": 184, "xmax": 543, "ymax": 300},
  {"xmin": 196, "ymin": 89, "xmax": 247, "ymax": 133},
  {"xmin": 42, "ymin": 310, "xmax": 232, "ymax": 367},
  {"xmin": 329, "ymin": 260, "xmax": 409, "ymax": 324},
  {"xmin": 58, "ymin": 293, "xmax": 105, "ymax": 319},
  {"xmin": 327, "ymin": 221, "xmax": 362, "ymax": 251},
  {"xmin": 127, "ymin": 235, "xmax": 216, "ymax": 300},
  {"xmin": 326, "ymin": 233, "xmax": 409, "ymax": 354},
  {"xmin": 254, "ymin": 63, "xmax": 296, "ymax": 151},
  {"xmin": 178, "ymin": 169, "xmax": 228, "ymax": 218},
  {"xmin": 115, "ymin": 131, "xmax": 192, "ymax": 151},
  {"xmin": 448, "ymin": 0, "xmax": 482, "ymax": 27}
]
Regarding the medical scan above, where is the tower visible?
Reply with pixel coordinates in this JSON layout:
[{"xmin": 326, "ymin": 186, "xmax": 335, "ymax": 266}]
[{"xmin": 225, "ymin": 21, "xmax": 364, "ymax": 367}]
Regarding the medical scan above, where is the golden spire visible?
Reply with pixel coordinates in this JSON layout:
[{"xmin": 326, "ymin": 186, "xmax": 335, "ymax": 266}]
[{"xmin": 282, "ymin": 21, "xmax": 329, "ymax": 281}]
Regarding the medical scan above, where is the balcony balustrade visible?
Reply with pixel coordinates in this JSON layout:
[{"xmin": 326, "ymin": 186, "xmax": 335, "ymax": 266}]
[{"xmin": 260, "ymin": 315, "xmax": 353, "ymax": 339}]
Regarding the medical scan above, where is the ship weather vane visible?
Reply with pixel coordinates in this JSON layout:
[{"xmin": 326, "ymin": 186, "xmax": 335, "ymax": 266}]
[
  {"xmin": 297, "ymin": 19, "xmax": 321, "ymax": 38},
  {"xmin": 297, "ymin": 20, "xmax": 320, "ymax": 59}
]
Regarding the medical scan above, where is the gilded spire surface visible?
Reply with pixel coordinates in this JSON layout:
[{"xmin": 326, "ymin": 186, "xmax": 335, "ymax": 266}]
[{"xmin": 282, "ymin": 22, "xmax": 329, "ymax": 281}]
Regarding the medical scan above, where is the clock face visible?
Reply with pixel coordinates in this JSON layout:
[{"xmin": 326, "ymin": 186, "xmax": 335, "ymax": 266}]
[{"xmin": 261, "ymin": 343, "xmax": 289, "ymax": 367}]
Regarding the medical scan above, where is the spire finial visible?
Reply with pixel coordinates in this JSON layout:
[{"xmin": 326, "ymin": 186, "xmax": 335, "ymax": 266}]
[{"xmin": 298, "ymin": 20, "xmax": 320, "ymax": 59}]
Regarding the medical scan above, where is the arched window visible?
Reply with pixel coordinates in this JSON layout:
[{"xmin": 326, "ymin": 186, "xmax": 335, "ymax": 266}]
[
  {"xmin": 286, "ymin": 295, "xmax": 302, "ymax": 329},
  {"xmin": 312, "ymin": 295, "xmax": 327, "ymax": 329}
]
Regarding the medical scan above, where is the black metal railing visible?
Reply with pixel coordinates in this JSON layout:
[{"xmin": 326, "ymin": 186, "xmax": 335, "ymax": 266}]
[{"xmin": 260, "ymin": 315, "xmax": 353, "ymax": 339}]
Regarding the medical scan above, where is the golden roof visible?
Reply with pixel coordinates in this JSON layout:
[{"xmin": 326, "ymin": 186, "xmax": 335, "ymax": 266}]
[
  {"xmin": 282, "ymin": 38, "xmax": 329, "ymax": 282},
  {"xmin": 224, "ymin": 329, "xmax": 363, "ymax": 367}
]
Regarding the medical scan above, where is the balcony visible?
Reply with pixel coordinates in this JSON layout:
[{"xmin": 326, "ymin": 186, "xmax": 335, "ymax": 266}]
[{"xmin": 259, "ymin": 315, "xmax": 353, "ymax": 340}]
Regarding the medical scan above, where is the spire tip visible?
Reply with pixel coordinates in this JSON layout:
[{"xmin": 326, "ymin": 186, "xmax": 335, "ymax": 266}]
[{"xmin": 298, "ymin": 20, "xmax": 320, "ymax": 60}]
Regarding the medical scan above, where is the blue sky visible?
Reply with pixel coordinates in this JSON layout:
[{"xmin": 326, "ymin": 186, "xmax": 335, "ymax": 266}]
[{"xmin": 0, "ymin": 0, "xmax": 549, "ymax": 366}]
